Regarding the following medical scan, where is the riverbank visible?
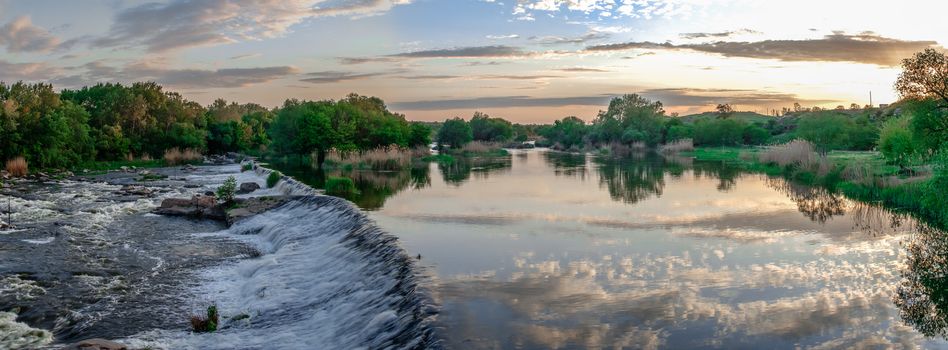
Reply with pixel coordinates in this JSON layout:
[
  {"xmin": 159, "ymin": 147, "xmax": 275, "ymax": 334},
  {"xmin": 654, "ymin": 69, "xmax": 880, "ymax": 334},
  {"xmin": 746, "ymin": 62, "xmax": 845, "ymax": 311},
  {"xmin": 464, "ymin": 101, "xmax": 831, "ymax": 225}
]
[{"xmin": 684, "ymin": 146, "xmax": 947, "ymax": 229}]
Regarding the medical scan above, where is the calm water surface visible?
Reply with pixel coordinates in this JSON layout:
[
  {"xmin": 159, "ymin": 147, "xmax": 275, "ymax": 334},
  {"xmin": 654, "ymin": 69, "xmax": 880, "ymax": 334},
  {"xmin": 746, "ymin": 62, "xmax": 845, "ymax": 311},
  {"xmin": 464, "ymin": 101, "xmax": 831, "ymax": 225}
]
[{"xmin": 278, "ymin": 149, "xmax": 948, "ymax": 349}]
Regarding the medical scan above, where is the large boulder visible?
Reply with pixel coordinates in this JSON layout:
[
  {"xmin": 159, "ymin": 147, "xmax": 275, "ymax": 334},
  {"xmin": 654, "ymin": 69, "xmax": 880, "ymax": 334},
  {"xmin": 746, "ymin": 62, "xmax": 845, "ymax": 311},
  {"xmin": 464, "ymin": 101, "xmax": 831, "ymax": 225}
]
[
  {"xmin": 154, "ymin": 194, "xmax": 222, "ymax": 220},
  {"xmin": 64, "ymin": 338, "xmax": 128, "ymax": 350},
  {"xmin": 237, "ymin": 182, "xmax": 260, "ymax": 194},
  {"xmin": 225, "ymin": 196, "xmax": 293, "ymax": 226}
]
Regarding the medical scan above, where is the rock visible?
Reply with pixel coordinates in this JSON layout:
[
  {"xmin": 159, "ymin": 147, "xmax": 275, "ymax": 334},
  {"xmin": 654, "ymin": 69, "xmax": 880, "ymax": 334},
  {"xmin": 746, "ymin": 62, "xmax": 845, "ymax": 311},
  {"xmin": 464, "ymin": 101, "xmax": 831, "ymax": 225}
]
[
  {"xmin": 204, "ymin": 191, "xmax": 215, "ymax": 197},
  {"xmin": 237, "ymin": 182, "xmax": 260, "ymax": 194},
  {"xmin": 159, "ymin": 198, "xmax": 192, "ymax": 208},
  {"xmin": 119, "ymin": 166, "xmax": 129, "ymax": 172},
  {"xmin": 65, "ymin": 338, "xmax": 128, "ymax": 350},
  {"xmin": 225, "ymin": 196, "xmax": 293, "ymax": 226},
  {"xmin": 119, "ymin": 185, "xmax": 153, "ymax": 196},
  {"xmin": 192, "ymin": 194, "xmax": 217, "ymax": 208},
  {"xmin": 0, "ymin": 220, "xmax": 11, "ymax": 230},
  {"xmin": 138, "ymin": 170, "xmax": 151, "ymax": 176}
]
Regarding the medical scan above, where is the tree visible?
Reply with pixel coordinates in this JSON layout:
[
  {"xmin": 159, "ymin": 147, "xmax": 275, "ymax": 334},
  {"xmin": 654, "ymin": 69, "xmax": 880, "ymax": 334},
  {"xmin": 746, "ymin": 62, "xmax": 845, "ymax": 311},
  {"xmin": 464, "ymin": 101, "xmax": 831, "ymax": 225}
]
[
  {"xmin": 270, "ymin": 100, "xmax": 352, "ymax": 167},
  {"xmin": 896, "ymin": 48, "xmax": 948, "ymax": 107},
  {"xmin": 850, "ymin": 103, "xmax": 861, "ymax": 110},
  {"xmin": 542, "ymin": 116, "xmax": 588, "ymax": 149},
  {"xmin": 796, "ymin": 114, "xmax": 858, "ymax": 152},
  {"xmin": 594, "ymin": 94, "xmax": 665, "ymax": 146},
  {"xmin": 469, "ymin": 112, "xmax": 513, "ymax": 142},
  {"xmin": 879, "ymin": 115, "xmax": 921, "ymax": 166},
  {"xmin": 408, "ymin": 122, "xmax": 432, "ymax": 147},
  {"xmin": 715, "ymin": 103, "xmax": 734, "ymax": 119},
  {"xmin": 437, "ymin": 117, "xmax": 473, "ymax": 149}
]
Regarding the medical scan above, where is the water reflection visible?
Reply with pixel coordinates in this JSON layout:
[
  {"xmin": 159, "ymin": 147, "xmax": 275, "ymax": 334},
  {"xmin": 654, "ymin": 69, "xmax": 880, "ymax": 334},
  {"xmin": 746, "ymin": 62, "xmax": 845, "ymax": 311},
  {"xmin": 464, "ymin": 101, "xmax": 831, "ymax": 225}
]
[
  {"xmin": 896, "ymin": 223, "xmax": 948, "ymax": 339},
  {"xmin": 438, "ymin": 156, "xmax": 512, "ymax": 186},
  {"xmin": 766, "ymin": 178, "xmax": 847, "ymax": 224}
]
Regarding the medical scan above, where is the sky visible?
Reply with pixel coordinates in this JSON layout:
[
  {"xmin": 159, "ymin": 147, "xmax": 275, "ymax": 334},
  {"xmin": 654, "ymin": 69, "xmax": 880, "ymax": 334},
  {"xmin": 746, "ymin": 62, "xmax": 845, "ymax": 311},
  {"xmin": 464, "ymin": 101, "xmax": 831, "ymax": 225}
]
[{"xmin": 0, "ymin": 0, "xmax": 945, "ymax": 123}]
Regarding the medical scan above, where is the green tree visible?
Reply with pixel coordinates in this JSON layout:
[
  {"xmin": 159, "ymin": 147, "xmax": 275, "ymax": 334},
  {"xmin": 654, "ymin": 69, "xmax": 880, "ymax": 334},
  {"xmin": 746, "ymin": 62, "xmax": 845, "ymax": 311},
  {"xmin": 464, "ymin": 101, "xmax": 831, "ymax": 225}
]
[
  {"xmin": 470, "ymin": 111, "xmax": 514, "ymax": 142},
  {"xmin": 437, "ymin": 117, "xmax": 473, "ymax": 149},
  {"xmin": 896, "ymin": 48, "xmax": 948, "ymax": 108},
  {"xmin": 879, "ymin": 115, "xmax": 921, "ymax": 166},
  {"xmin": 270, "ymin": 100, "xmax": 353, "ymax": 167},
  {"xmin": 796, "ymin": 114, "xmax": 856, "ymax": 152},
  {"xmin": 542, "ymin": 116, "xmax": 588, "ymax": 149},
  {"xmin": 594, "ymin": 94, "xmax": 666, "ymax": 146},
  {"xmin": 408, "ymin": 122, "xmax": 432, "ymax": 147}
]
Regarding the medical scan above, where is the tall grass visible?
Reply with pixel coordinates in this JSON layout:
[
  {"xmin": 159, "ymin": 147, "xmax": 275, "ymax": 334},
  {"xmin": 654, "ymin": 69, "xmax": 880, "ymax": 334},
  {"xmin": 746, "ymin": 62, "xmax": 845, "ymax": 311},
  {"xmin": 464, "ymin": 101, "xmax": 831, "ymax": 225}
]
[
  {"xmin": 459, "ymin": 141, "xmax": 504, "ymax": 154},
  {"xmin": 5, "ymin": 157, "xmax": 27, "ymax": 177},
  {"xmin": 758, "ymin": 140, "xmax": 833, "ymax": 175},
  {"xmin": 325, "ymin": 145, "xmax": 412, "ymax": 171},
  {"xmin": 659, "ymin": 139, "xmax": 694, "ymax": 154},
  {"xmin": 163, "ymin": 148, "xmax": 203, "ymax": 165}
]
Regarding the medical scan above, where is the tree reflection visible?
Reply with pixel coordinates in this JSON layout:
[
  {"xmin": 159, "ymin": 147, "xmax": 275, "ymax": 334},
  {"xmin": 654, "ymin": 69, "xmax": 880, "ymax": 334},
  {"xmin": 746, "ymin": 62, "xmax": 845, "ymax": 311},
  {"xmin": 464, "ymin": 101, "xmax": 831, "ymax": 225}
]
[
  {"xmin": 438, "ymin": 156, "xmax": 512, "ymax": 186},
  {"xmin": 543, "ymin": 151, "xmax": 588, "ymax": 179},
  {"xmin": 766, "ymin": 178, "xmax": 846, "ymax": 224},
  {"xmin": 692, "ymin": 160, "xmax": 742, "ymax": 192},
  {"xmin": 593, "ymin": 154, "xmax": 669, "ymax": 205},
  {"xmin": 895, "ymin": 223, "xmax": 948, "ymax": 338}
]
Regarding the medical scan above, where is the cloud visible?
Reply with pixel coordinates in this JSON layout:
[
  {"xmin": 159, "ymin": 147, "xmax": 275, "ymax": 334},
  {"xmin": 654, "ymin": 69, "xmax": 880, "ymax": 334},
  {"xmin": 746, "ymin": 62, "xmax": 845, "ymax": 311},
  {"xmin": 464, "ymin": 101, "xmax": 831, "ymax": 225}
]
[
  {"xmin": 54, "ymin": 60, "xmax": 297, "ymax": 88},
  {"xmin": 0, "ymin": 16, "xmax": 60, "ymax": 53},
  {"xmin": 389, "ymin": 45, "xmax": 526, "ymax": 58},
  {"xmin": 398, "ymin": 74, "xmax": 460, "ymax": 80},
  {"xmin": 530, "ymin": 32, "xmax": 609, "ymax": 45},
  {"xmin": 640, "ymin": 88, "xmax": 838, "ymax": 107},
  {"xmin": 230, "ymin": 53, "xmax": 262, "ymax": 60},
  {"xmin": 514, "ymin": 0, "xmax": 698, "ymax": 20},
  {"xmin": 587, "ymin": 32, "xmax": 942, "ymax": 66},
  {"xmin": 390, "ymin": 88, "xmax": 836, "ymax": 111},
  {"xmin": 301, "ymin": 70, "xmax": 395, "ymax": 83},
  {"xmin": 390, "ymin": 95, "xmax": 615, "ymax": 110},
  {"xmin": 556, "ymin": 67, "xmax": 609, "ymax": 72},
  {"xmin": 0, "ymin": 59, "xmax": 56, "ymax": 81},
  {"xmin": 479, "ymin": 74, "xmax": 562, "ymax": 80},
  {"xmin": 679, "ymin": 28, "xmax": 761, "ymax": 40},
  {"xmin": 93, "ymin": 0, "xmax": 412, "ymax": 52},
  {"xmin": 460, "ymin": 61, "xmax": 508, "ymax": 66},
  {"xmin": 487, "ymin": 34, "xmax": 520, "ymax": 40},
  {"xmin": 337, "ymin": 57, "xmax": 398, "ymax": 65}
]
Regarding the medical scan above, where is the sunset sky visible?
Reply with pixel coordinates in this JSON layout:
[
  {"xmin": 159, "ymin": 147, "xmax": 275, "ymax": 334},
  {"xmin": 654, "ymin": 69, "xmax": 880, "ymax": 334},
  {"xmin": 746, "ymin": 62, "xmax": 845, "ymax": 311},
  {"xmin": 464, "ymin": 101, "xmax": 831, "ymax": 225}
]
[{"xmin": 1, "ymin": 0, "xmax": 944, "ymax": 123}]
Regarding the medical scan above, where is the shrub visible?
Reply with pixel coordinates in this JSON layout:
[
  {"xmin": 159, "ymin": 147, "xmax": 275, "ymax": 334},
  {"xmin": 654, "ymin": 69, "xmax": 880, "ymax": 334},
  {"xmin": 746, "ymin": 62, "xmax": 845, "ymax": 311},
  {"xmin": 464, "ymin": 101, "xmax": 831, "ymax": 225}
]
[
  {"xmin": 164, "ymin": 148, "xmax": 203, "ymax": 165},
  {"xmin": 5, "ymin": 157, "xmax": 27, "ymax": 177},
  {"xmin": 325, "ymin": 146, "xmax": 412, "ymax": 171},
  {"xmin": 879, "ymin": 115, "xmax": 921, "ymax": 166},
  {"xmin": 241, "ymin": 163, "xmax": 253, "ymax": 172},
  {"xmin": 325, "ymin": 176, "xmax": 358, "ymax": 195},
  {"xmin": 190, "ymin": 305, "xmax": 219, "ymax": 333},
  {"xmin": 216, "ymin": 176, "xmax": 236, "ymax": 202},
  {"xmin": 267, "ymin": 171, "xmax": 282, "ymax": 188},
  {"xmin": 693, "ymin": 119, "xmax": 745, "ymax": 146}
]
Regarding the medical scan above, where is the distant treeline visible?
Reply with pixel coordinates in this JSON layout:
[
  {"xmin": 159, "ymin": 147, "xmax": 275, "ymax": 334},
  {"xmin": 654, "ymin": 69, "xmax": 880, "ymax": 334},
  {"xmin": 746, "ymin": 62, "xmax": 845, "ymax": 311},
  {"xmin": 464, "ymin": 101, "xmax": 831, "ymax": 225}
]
[{"xmin": 0, "ymin": 82, "xmax": 433, "ymax": 169}]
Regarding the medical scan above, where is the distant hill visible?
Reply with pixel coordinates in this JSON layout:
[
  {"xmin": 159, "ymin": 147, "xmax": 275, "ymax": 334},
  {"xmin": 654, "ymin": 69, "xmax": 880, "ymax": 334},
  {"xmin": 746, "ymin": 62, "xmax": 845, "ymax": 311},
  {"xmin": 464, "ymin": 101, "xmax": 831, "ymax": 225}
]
[{"xmin": 678, "ymin": 111, "xmax": 774, "ymax": 124}]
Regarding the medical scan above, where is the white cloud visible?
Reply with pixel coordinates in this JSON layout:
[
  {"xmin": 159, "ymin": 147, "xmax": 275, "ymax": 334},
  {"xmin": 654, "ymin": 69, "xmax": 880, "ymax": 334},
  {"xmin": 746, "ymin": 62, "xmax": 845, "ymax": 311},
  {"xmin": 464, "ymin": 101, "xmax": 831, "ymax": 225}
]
[{"xmin": 0, "ymin": 16, "xmax": 60, "ymax": 53}]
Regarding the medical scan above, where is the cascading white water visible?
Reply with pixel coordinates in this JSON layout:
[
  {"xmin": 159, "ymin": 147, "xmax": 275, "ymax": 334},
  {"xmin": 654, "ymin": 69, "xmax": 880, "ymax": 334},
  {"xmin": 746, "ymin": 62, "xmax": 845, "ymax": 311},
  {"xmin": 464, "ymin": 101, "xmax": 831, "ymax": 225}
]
[{"xmin": 128, "ymin": 162, "xmax": 438, "ymax": 349}]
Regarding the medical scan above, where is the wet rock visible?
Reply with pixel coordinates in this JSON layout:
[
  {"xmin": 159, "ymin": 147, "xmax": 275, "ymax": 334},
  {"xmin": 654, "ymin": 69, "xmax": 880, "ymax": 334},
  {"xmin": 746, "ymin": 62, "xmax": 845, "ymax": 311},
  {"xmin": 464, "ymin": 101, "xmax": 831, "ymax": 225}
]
[
  {"xmin": 0, "ymin": 219, "xmax": 12, "ymax": 230},
  {"xmin": 119, "ymin": 185, "xmax": 154, "ymax": 197},
  {"xmin": 154, "ymin": 195, "xmax": 224, "ymax": 221},
  {"xmin": 65, "ymin": 338, "xmax": 128, "ymax": 350},
  {"xmin": 225, "ymin": 196, "xmax": 293, "ymax": 226},
  {"xmin": 119, "ymin": 166, "xmax": 129, "ymax": 172},
  {"xmin": 182, "ymin": 164, "xmax": 198, "ymax": 172},
  {"xmin": 237, "ymin": 182, "xmax": 260, "ymax": 194}
]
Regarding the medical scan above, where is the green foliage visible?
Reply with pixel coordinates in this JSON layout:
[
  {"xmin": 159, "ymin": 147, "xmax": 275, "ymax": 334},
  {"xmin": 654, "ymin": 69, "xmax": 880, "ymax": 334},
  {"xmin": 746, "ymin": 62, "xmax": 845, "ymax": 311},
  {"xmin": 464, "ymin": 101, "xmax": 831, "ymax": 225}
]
[
  {"xmin": 693, "ymin": 118, "xmax": 746, "ymax": 146},
  {"xmin": 879, "ymin": 115, "xmax": 921, "ymax": 166},
  {"xmin": 325, "ymin": 176, "xmax": 358, "ymax": 195},
  {"xmin": 267, "ymin": 171, "xmax": 282, "ymax": 188},
  {"xmin": 591, "ymin": 94, "xmax": 665, "ymax": 146},
  {"xmin": 742, "ymin": 124, "xmax": 770, "ymax": 145},
  {"xmin": 216, "ymin": 176, "xmax": 237, "ymax": 202},
  {"xmin": 408, "ymin": 122, "xmax": 432, "ymax": 147},
  {"xmin": 191, "ymin": 305, "xmax": 219, "ymax": 333},
  {"xmin": 796, "ymin": 113, "xmax": 878, "ymax": 152},
  {"xmin": 420, "ymin": 154, "xmax": 455, "ymax": 164},
  {"xmin": 905, "ymin": 98, "xmax": 948, "ymax": 154},
  {"xmin": 437, "ymin": 117, "xmax": 473, "ymax": 149},
  {"xmin": 470, "ymin": 111, "xmax": 514, "ymax": 142},
  {"xmin": 541, "ymin": 116, "xmax": 588, "ymax": 149},
  {"xmin": 241, "ymin": 163, "xmax": 253, "ymax": 172}
]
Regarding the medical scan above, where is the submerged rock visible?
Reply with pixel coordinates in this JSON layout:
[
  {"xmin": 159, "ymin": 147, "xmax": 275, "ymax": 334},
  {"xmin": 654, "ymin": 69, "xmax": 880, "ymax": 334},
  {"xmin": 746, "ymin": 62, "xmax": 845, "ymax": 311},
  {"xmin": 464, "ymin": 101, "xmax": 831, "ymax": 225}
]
[
  {"xmin": 64, "ymin": 338, "xmax": 128, "ymax": 350},
  {"xmin": 237, "ymin": 182, "xmax": 260, "ymax": 194}
]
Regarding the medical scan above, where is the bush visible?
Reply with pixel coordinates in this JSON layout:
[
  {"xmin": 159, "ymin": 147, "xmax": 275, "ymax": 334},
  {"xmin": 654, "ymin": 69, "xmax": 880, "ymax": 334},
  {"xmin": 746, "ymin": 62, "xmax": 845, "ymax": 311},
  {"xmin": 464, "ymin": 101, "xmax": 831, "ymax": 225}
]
[
  {"xmin": 5, "ymin": 157, "xmax": 27, "ymax": 177},
  {"xmin": 216, "ymin": 176, "xmax": 237, "ymax": 202},
  {"xmin": 241, "ymin": 163, "xmax": 253, "ymax": 172},
  {"xmin": 659, "ymin": 139, "xmax": 694, "ymax": 154},
  {"xmin": 267, "ymin": 171, "xmax": 282, "ymax": 188},
  {"xmin": 325, "ymin": 176, "xmax": 358, "ymax": 195},
  {"xmin": 693, "ymin": 119, "xmax": 745, "ymax": 146},
  {"xmin": 437, "ymin": 117, "xmax": 473, "ymax": 149},
  {"xmin": 879, "ymin": 115, "xmax": 921, "ymax": 166}
]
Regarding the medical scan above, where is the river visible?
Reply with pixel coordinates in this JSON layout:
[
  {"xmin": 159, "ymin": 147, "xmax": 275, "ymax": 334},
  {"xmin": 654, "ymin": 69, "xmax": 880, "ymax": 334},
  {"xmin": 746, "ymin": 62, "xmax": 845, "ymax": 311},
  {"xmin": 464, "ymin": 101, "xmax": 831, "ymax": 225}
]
[
  {"xmin": 3, "ymin": 148, "xmax": 948, "ymax": 349},
  {"xmin": 276, "ymin": 148, "xmax": 948, "ymax": 349}
]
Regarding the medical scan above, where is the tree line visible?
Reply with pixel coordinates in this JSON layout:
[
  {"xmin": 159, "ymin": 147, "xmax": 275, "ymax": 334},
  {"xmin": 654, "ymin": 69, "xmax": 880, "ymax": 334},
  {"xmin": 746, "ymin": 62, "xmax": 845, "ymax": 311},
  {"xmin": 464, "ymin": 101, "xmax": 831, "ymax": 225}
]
[{"xmin": 0, "ymin": 82, "xmax": 432, "ymax": 169}]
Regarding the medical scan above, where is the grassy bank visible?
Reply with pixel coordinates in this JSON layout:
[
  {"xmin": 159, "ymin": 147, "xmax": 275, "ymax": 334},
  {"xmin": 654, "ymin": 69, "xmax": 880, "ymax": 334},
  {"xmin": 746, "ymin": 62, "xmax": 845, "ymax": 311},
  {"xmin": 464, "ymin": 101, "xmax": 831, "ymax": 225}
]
[{"xmin": 684, "ymin": 144, "xmax": 947, "ymax": 229}]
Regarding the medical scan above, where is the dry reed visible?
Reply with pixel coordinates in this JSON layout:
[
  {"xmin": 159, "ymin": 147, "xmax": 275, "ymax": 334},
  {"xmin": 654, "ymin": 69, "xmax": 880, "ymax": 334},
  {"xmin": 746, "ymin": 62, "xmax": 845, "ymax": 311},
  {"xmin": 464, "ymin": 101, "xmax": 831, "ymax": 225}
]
[
  {"xmin": 659, "ymin": 139, "xmax": 694, "ymax": 154},
  {"xmin": 5, "ymin": 157, "xmax": 27, "ymax": 177},
  {"xmin": 326, "ymin": 145, "xmax": 412, "ymax": 171},
  {"xmin": 163, "ymin": 148, "xmax": 203, "ymax": 165}
]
